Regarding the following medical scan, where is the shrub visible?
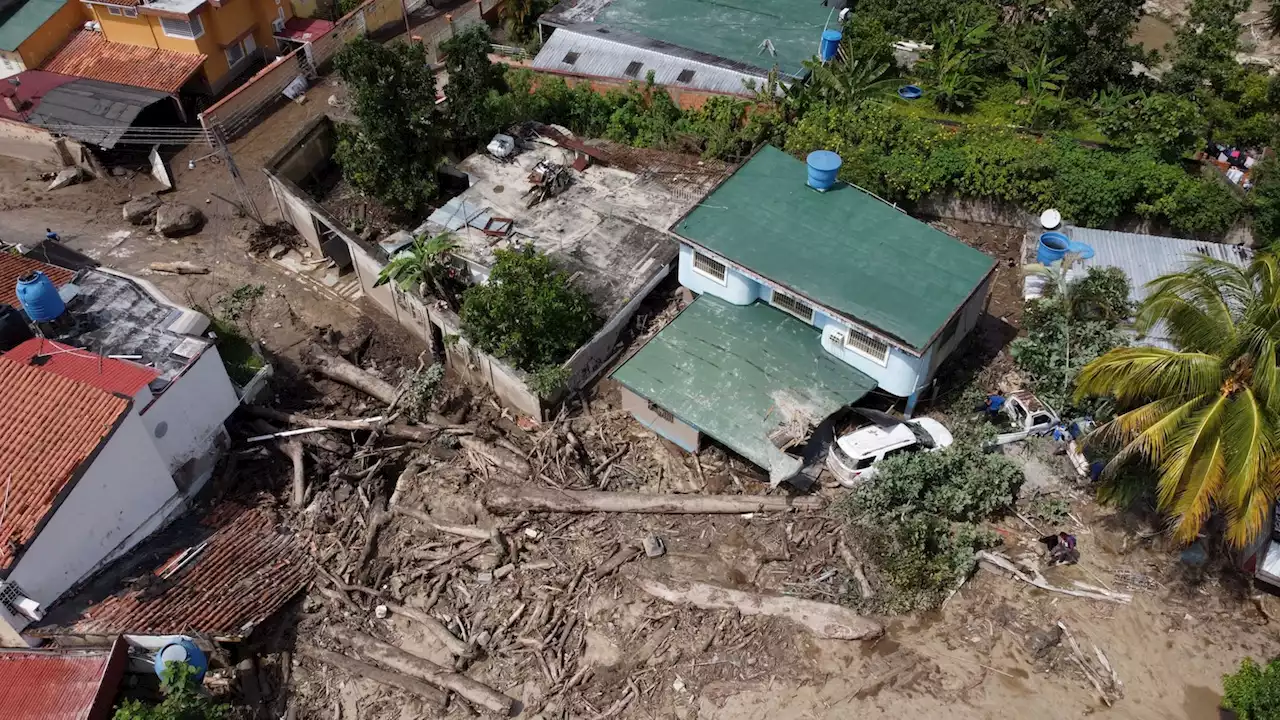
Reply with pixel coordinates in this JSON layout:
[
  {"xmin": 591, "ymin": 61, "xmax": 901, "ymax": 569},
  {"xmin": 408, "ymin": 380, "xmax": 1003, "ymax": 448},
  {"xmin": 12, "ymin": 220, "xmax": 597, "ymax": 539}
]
[
  {"xmin": 114, "ymin": 662, "xmax": 225, "ymax": 720},
  {"xmin": 840, "ymin": 438, "xmax": 1022, "ymax": 613},
  {"xmin": 460, "ymin": 246, "xmax": 599, "ymax": 373},
  {"xmin": 1222, "ymin": 657, "xmax": 1280, "ymax": 720}
]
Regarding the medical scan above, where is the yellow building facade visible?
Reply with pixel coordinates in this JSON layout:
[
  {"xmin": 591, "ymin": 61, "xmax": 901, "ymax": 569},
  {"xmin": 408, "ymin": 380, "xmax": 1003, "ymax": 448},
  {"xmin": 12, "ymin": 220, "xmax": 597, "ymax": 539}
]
[
  {"xmin": 81, "ymin": 0, "xmax": 292, "ymax": 92},
  {"xmin": 0, "ymin": 0, "xmax": 89, "ymax": 78}
]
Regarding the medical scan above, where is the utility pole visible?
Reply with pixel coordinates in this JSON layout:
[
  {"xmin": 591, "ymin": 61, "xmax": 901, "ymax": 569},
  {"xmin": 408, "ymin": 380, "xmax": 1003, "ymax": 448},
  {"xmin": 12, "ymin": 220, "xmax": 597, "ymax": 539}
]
[{"xmin": 210, "ymin": 125, "xmax": 262, "ymax": 225}]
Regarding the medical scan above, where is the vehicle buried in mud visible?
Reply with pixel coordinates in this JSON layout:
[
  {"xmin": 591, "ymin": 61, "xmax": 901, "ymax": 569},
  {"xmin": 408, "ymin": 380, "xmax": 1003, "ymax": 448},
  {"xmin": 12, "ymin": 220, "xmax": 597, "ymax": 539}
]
[
  {"xmin": 826, "ymin": 408, "xmax": 954, "ymax": 488},
  {"xmin": 988, "ymin": 390, "xmax": 1061, "ymax": 446}
]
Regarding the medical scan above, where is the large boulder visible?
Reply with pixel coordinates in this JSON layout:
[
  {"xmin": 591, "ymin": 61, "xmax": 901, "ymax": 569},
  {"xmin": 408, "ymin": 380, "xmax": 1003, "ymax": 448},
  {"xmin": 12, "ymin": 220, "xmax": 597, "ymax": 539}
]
[
  {"xmin": 154, "ymin": 203, "xmax": 205, "ymax": 237},
  {"xmin": 123, "ymin": 195, "xmax": 162, "ymax": 225}
]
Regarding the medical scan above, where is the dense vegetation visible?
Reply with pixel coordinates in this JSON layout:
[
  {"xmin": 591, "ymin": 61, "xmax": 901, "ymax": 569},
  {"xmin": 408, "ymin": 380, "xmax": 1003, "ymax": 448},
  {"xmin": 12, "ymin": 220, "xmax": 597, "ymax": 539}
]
[
  {"xmin": 1010, "ymin": 265, "xmax": 1133, "ymax": 411},
  {"xmin": 459, "ymin": 247, "xmax": 599, "ymax": 394},
  {"xmin": 839, "ymin": 433, "xmax": 1022, "ymax": 613},
  {"xmin": 1223, "ymin": 656, "xmax": 1280, "ymax": 720},
  {"xmin": 115, "ymin": 663, "xmax": 226, "ymax": 720}
]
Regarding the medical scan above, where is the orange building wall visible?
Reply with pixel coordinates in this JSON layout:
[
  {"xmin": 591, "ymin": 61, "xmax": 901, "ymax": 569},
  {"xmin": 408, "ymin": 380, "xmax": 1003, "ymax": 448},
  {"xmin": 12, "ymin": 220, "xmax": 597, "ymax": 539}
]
[
  {"xmin": 91, "ymin": 7, "xmax": 161, "ymax": 48},
  {"xmin": 17, "ymin": 0, "xmax": 89, "ymax": 68}
]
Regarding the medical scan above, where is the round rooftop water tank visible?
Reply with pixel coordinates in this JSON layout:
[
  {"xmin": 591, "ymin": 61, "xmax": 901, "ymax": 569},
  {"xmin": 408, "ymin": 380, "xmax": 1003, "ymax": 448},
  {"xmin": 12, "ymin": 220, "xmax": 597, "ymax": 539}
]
[
  {"xmin": 154, "ymin": 639, "xmax": 208, "ymax": 683},
  {"xmin": 806, "ymin": 150, "xmax": 842, "ymax": 191},
  {"xmin": 819, "ymin": 29, "xmax": 842, "ymax": 62},
  {"xmin": 15, "ymin": 271, "xmax": 64, "ymax": 323}
]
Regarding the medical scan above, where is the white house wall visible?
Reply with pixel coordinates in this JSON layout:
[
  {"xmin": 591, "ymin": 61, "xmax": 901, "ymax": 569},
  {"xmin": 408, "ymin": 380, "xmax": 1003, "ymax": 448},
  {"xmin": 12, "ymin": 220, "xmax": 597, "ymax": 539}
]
[
  {"xmin": 7, "ymin": 411, "xmax": 177, "ymax": 623},
  {"xmin": 676, "ymin": 245, "xmax": 934, "ymax": 397},
  {"xmin": 139, "ymin": 347, "xmax": 239, "ymax": 493}
]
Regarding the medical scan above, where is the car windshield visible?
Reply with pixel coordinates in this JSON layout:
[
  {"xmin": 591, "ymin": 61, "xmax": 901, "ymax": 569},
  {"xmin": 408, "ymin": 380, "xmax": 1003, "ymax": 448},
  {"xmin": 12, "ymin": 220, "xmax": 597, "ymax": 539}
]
[{"xmin": 906, "ymin": 421, "xmax": 934, "ymax": 448}]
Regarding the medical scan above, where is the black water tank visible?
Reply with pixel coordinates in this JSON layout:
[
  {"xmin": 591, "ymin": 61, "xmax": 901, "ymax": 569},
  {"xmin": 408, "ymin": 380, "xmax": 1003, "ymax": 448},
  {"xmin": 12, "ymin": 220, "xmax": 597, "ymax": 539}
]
[{"xmin": 0, "ymin": 304, "xmax": 33, "ymax": 352}]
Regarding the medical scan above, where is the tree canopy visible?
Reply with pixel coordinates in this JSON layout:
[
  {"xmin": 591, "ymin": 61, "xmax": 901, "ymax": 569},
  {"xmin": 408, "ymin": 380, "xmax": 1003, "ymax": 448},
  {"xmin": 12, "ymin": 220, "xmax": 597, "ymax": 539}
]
[
  {"xmin": 1076, "ymin": 255, "xmax": 1280, "ymax": 547},
  {"xmin": 333, "ymin": 37, "xmax": 445, "ymax": 216}
]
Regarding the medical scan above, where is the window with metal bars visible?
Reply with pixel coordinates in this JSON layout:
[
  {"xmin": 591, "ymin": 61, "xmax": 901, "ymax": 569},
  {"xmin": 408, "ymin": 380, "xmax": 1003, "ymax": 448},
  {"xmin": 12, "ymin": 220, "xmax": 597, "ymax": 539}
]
[
  {"xmin": 770, "ymin": 289, "xmax": 814, "ymax": 323},
  {"xmin": 648, "ymin": 401, "xmax": 674, "ymax": 423},
  {"xmin": 845, "ymin": 327, "xmax": 890, "ymax": 365},
  {"xmin": 691, "ymin": 251, "xmax": 726, "ymax": 283},
  {"xmin": 160, "ymin": 14, "xmax": 203, "ymax": 39}
]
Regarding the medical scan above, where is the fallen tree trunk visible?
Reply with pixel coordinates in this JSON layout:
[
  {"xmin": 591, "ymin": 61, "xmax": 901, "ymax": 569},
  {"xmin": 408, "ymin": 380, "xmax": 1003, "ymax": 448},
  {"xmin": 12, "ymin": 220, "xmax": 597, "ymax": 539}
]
[
  {"xmin": 283, "ymin": 440, "xmax": 305, "ymax": 508},
  {"xmin": 300, "ymin": 644, "xmax": 446, "ymax": 706},
  {"xmin": 380, "ymin": 600, "xmax": 472, "ymax": 658},
  {"xmin": 331, "ymin": 629, "xmax": 515, "ymax": 714},
  {"xmin": 149, "ymin": 261, "xmax": 208, "ymax": 275},
  {"xmin": 392, "ymin": 506, "xmax": 497, "ymax": 541},
  {"xmin": 486, "ymin": 485, "xmax": 825, "ymax": 515},
  {"xmin": 459, "ymin": 437, "xmax": 530, "ymax": 477},
  {"xmin": 243, "ymin": 406, "xmax": 456, "ymax": 443},
  {"xmin": 976, "ymin": 551, "xmax": 1132, "ymax": 604},
  {"xmin": 636, "ymin": 576, "xmax": 882, "ymax": 640},
  {"xmin": 310, "ymin": 347, "xmax": 398, "ymax": 405}
]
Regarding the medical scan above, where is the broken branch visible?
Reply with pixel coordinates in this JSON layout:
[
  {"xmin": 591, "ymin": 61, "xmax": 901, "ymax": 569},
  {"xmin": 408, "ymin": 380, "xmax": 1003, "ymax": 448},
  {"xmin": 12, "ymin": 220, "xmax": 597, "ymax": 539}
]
[
  {"xmin": 300, "ymin": 644, "xmax": 446, "ymax": 707},
  {"xmin": 486, "ymin": 486, "xmax": 824, "ymax": 515},
  {"xmin": 976, "ymin": 551, "xmax": 1132, "ymax": 604}
]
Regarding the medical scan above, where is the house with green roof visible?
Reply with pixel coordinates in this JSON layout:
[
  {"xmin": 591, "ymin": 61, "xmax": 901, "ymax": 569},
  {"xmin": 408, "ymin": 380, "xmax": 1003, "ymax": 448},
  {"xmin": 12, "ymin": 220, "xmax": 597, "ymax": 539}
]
[
  {"xmin": 0, "ymin": 0, "xmax": 84, "ymax": 79},
  {"xmin": 611, "ymin": 145, "xmax": 996, "ymax": 485}
]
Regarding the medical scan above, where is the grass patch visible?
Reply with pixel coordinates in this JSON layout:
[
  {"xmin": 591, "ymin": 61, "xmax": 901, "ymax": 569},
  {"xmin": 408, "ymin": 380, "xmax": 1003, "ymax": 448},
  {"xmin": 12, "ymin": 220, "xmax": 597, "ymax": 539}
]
[{"xmin": 208, "ymin": 316, "xmax": 265, "ymax": 386}]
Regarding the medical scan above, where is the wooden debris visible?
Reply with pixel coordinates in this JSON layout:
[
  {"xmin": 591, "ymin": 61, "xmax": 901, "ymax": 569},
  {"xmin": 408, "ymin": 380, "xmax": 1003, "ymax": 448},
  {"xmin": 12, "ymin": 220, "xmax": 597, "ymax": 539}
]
[
  {"xmin": 245, "ymin": 406, "xmax": 461, "ymax": 443},
  {"xmin": 331, "ymin": 629, "xmax": 517, "ymax": 715},
  {"xmin": 300, "ymin": 644, "xmax": 447, "ymax": 707},
  {"xmin": 392, "ymin": 506, "xmax": 497, "ymax": 541},
  {"xmin": 282, "ymin": 440, "xmax": 305, "ymax": 508},
  {"xmin": 838, "ymin": 539, "xmax": 873, "ymax": 600},
  {"xmin": 149, "ymin": 261, "xmax": 209, "ymax": 275},
  {"xmin": 381, "ymin": 601, "xmax": 473, "ymax": 658},
  {"xmin": 486, "ymin": 486, "xmax": 825, "ymax": 515},
  {"xmin": 634, "ymin": 576, "xmax": 883, "ymax": 640},
  {"xmin": 459, "ymin": 437, "xmax": 530, "ymax": 477},
  {"xmin": 594, "ymin": 544, "xmax": 642, "ymax": 579},
  {"xmin": 310, "ymin": 347, "xmax": 399, "ymax": 406},
  {"xmin": 976, "ymin": 551, "xmax": 1132, "ymax": 604}
]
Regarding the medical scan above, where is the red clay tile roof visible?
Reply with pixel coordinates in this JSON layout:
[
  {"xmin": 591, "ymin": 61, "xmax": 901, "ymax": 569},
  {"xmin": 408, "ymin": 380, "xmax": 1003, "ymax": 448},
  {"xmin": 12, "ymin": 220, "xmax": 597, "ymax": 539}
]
[
  {"xmin": 0, "ymin": 253, "xmax": 74, "ymax": 309},
  {"xmin": 42, "ymin": 31, "xmax": 206, "ymax": 94},
  {"xmin": 0, "ymin": 357, "xmax": 129, "ymax": 570},
  {"xmin": 94, "ymin": 0, "xmax": 140, "ymax": 6},
  {"xmin": 59, "ymin": 503, "xmax": 310, "ymax": 638},
  {"xmin": 0, "ymin": 641, "xmax": 126, "ymax": 720},
  {"xmin": 3, "ymin": 339, "xmax": 160, "ymax": 397}
]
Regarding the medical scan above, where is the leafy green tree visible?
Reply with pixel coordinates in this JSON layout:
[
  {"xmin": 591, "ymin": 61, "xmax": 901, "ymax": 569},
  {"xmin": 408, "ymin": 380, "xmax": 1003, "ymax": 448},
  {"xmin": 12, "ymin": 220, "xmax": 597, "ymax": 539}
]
[
  {"xmin": 1011, "ymin": 265, "xmax": 1133, "ymax": 410},
  {"xmin": 1223, "ymin": 656, "xmax": 1280, "ymax": 720},
  {"xmin": 1251, "ymin": 157, "xmax": 1280, "ymax": 248},
  {"xmin": 334, "ymin": 37, "xmax": 446, "ymax": 216},
  {"xmin": 804, "ymin": 55, "xmax": 897, "ymax": 108},
  {"xmin": 441, "ymin": 26, "xmax": 510, "ymax": 147},
  {"xmin": 1095, "ymin": 92, "xmax": 1203, "ymax": 160},
  {"xmin": 460, "ymin": 246, "xmax": 599, "ymax": 376},
  {"xmin": 1044, "ymin": 0, "xmax": 1146, "ymax": 97},
  {"xmin": 374, "ymin": 232, "xmax": 462, "ymax": 309},
  {"xmin": 840, "ymin": 437, "xmax": 1022, "ymax": 613},
  {"xmin": 1165, "ymin": 0, "xmax": 1250, "ymax": 95},
  {"xmin": 1075, "ymin": 254, "xmax": 1280, "ymax": 548},
  {"xmin": 918, "ymin": 15, "xmax": 993, "ymax": 112},
  {"xmin": 114, "ymin": 662, "xmax": 225, "ymax": 720},
  {"xmin": 499, "ymin": 0, "xmax": 550, "ymax": 45},
  {"xmin": 1009, "ymin": 50, "xmax": 1067, "ymax": 128}
]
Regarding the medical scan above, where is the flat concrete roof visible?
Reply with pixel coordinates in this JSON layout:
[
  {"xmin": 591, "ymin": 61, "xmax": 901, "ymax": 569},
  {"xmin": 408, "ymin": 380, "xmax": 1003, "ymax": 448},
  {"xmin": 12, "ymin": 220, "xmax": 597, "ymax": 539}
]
[{"xmin": 418, "ymin": 140, "xmax": 724, "ymax": 318}]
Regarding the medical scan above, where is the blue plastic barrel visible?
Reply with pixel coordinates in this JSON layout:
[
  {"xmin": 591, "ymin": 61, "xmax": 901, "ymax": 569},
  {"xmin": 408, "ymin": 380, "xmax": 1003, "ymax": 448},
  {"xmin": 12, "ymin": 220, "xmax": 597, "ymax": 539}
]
[
  {"xmin": 806, "ymin": 150, "xmax": 842, "ymax": 191},
  {"xmin": 819, "ymin": 29, "xmax": 842, "ymax": 62},
  {"xmin": 15, "ymin": 271, "xmax": 64, "ymax": 322},
  {"xmin": 898, "ymin": 85, "xmax": 923, "ymax": 100},
  {"xmin": 154, "ymin": 639, "xmax": 209, "ymax": 683},
  {"xmin": 1037, "ymin": 232, "xmax": 1070, "ymax": 265}
]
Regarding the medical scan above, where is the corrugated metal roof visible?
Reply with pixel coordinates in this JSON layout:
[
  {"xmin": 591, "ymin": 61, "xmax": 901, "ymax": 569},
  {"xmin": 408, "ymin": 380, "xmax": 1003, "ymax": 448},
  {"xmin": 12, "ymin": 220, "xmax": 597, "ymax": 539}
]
[
  {"xmin": 0, "ymin": 253, "xmax": 74, "ymax": 308},
  {"xmin": 1024, "ymin": 226, "xmax": 1254, "ymax": 348},
  {"xmin": 0, "ymin": 0, "xmax": 65, "ymax": 53},
  {"xmin": 0, "ymin": 641, "xmax": 126, "ymax": 720},
  {"xmin": 27, "ymin": 78, "xmax": 171, "ymax": 149},
  {"xmin": 532, "ymin": 26, "xmax": 769, "ymax": 97},
  {"xmin": 0, "ymin": 356, "xmax": 129, "ymax": 571},
  {"xmin": 674, "ymin": 146, "xmax": 997, "ymax": 350},
  {"xmin": 3, "ymin": 338, "xmax": 160, "ymax": 396},
  {"xmin": 612, "ymin": 294, "xmax": 876, "ymax": 483},
  {"xmin": 50, "ymin": 503, "xmax": 310, "ymax": 638},
  {"xmin": 42, "ymin": 30, "xmax": 206, "ymax": 94}
]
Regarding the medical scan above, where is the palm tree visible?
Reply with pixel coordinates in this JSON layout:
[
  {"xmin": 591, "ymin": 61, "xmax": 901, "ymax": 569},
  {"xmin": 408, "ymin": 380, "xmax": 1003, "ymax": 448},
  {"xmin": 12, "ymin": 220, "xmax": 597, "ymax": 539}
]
[
  {"xmin": 375, "ymin": 232, "xmax": 462, "ymax": 308},
  {"xmin": 1010, "ymin": 50, "xmax": 1066, "ymax": 127},
  {"xmin": 1075, "ymin": 255, "xmax": 1280, "ymax": 548},
  {"xmin": 803, "ymin": 55, "xmax": 898, "ymax": 108}
]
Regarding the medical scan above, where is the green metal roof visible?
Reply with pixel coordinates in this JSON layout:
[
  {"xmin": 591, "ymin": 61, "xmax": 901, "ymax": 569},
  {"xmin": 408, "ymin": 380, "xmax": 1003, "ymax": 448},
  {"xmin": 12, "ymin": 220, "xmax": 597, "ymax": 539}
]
[
  {"xmin": 592, "ymin": 0, "xmax": 830, "ymax": 77},
  {"xmin": 0, "ymin": 0, "xmax": 64, "ymax": 52},
  {"xmin": 612, "ymin": 294, "xmax": 875, "ymax": 482},
  {"xmin": 673, "ymin": 146, "xmax": 997, "ymax": 350}
]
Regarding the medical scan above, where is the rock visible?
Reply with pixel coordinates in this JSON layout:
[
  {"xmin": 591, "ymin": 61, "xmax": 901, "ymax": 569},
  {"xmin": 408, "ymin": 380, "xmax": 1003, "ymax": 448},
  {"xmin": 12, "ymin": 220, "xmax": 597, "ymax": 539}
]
[
  {"xmin": 47, "ymin": 166, "xmax": 81, "ymax": 190},
  {"xmin": 154, "ymin": 203, "xmax": 205, "ymax": 237},
  {"xmin": 643, "ymin": 535, "xmax": 666, "ymax": 558},
  {"xmin": 374, "ymin": 604, "xmax": 388, "ymax": 619},
  {"xmin": 109, "ymin": 166, "xmax": 127, "ymax": 177},
  {"xmin": 1027, "ymin": 625, "xmax": 1063, "ymax": 658}
]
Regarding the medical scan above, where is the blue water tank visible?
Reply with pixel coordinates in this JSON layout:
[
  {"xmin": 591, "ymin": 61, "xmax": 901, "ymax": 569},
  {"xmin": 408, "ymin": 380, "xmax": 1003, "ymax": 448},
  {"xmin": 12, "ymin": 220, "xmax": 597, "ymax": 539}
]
[
  {"xmin": 806, "ymin": 150, "xmax": 842, "ymax": 191},
  {"xmin": 15, "ymin": 271, "xmax": 64, "ymax": 322},
  {"xmin": 154, "ymin": 639, "xmax": 209, "ymax": 683},
  {"xmin": 819, "ymin": 29, "xmax": 842, "ymax": 62},
  {"xmin": 1037, "ymin": 232, "xmax": 1070, "ymax": 265}
]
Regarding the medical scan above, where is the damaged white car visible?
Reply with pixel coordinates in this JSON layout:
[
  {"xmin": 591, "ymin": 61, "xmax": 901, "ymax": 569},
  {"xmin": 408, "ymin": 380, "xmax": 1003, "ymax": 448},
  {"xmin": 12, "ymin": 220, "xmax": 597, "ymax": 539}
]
[{"xmin": 826, "ymin": 410, "xmax": 954, "ymax": 488}]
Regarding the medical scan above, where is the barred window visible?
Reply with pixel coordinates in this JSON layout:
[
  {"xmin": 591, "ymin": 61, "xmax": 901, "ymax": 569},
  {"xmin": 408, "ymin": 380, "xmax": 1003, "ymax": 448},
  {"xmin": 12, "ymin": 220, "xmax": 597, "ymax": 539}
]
[
  {"xmin": 771, "ymin": 289, "xmax": 814, "ymax": 323},
  {"xmin": 648, "ymin": 401, "xmax": 674, "ymax": 422},
  {"xmin": 160, "ymin": 14, "xmax": 204, "ymax": 39},
  {"xmin": 846, "ymin": 327, "xmax": 890, "ymax": 365},
  {"xmin": 692, "ymin": 251, "xmax": 726, "ymax": 283}
]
